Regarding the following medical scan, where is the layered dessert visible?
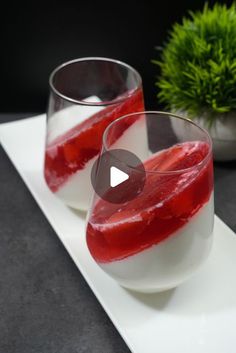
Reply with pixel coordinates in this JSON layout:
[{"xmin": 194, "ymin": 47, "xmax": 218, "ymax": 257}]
[
  {"xmin": 86, "ymin": 141, "xmax": 214, "ymax": 292},
  {"xmin": 44, "ymin": 89, "xmax": 144, "ymax": 210}
]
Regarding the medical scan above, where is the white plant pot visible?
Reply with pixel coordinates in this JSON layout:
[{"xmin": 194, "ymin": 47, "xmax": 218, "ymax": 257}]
[{"xmin": 173, "ymin": 111, "xmax": 236, "ymax": 161}]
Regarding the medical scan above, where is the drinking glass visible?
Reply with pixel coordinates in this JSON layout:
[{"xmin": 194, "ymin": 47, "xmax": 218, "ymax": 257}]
[
  {"xmin": 44, "ymin": 57, "xmax": 144, "ymax": 210},
  {"xmin": 86, "ymin": 112, "xmax": 214, "ymax": 293}
]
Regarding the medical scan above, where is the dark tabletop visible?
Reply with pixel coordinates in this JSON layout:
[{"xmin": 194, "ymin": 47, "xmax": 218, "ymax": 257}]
[{"xmin": 0, "ymin": 113, "xmax": 236, "ymax": 353}]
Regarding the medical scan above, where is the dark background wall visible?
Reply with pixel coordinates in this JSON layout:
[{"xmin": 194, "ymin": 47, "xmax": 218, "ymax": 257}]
[{"xmin": 1, "ymin": 0, "xmax": 232, "ymax": 113}]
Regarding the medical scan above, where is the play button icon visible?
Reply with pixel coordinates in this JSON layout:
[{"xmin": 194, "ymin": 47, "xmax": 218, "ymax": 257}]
[
  {"xmin": 91, "ymin": 149, "xmax": 146, "ymax": 204},
  {"xmin": 110, "ymin": 166, "xmax": 129, "ymax": 187}
]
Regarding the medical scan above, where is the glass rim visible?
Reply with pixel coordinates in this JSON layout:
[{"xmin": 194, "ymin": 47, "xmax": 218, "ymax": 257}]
[
  {"xmin": 49, "ymin": 57, "xmax": 142, "ymax": 106},
  {"xmin": 102, "ymin": 111, "xmax": 213, "ymax": 175}
]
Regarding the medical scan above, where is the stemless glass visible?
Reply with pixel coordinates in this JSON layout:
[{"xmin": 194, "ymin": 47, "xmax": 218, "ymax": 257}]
[
  {"xmin": 44, "ymin": 57, "xmax": 144, "ymax": 210},
  {"xmin": 86, "ymin": 112, "xmax": 214, "ymax": 293}
]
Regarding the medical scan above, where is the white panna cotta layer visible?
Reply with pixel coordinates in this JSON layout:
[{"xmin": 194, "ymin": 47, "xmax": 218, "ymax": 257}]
[
  {"xmin": 55, "ymin": 116, "xmax": 149, "ymax": 210},
  {"xmin": 99, "ymin": 193, "xmax": 214, "ymax": 293}
]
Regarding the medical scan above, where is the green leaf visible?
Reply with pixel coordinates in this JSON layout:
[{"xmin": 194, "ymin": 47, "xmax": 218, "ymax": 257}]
[{"xmin": 152, "ymin": 2, "xmax": 236, "ymax": 121}]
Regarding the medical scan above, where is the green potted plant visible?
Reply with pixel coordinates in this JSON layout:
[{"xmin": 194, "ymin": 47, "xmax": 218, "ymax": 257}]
[{"xmin": 153, "ymin": 3, "xmax": 236, "ymax": 161}]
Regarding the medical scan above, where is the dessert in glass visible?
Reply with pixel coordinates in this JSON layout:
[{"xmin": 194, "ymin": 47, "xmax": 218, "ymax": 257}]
[
  {"xmin": 86, "ymin": 112, "xmax": 214, "ymax": 293},
  {"xmin": 44, "ymin": 57, "xmax": 144, "ymax": 210}
]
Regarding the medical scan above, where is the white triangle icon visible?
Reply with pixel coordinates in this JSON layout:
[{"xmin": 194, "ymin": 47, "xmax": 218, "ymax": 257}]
[{"xmin": 110, "ymin": 166, "xmax": 129, "ymax": 188}]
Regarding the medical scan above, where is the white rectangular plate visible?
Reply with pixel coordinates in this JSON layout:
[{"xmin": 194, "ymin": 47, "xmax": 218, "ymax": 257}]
[{"xmin": 1, "ymin": 115, "xmax": 236, "ymax": 353}]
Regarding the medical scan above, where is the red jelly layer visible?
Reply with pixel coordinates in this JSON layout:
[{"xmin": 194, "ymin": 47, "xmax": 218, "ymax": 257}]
[
  {"xmin": 44, "ymin": 89, "xmax": 144, "ymax": 192},
  {"xmin": 86, "ymin": 141, "xmax": 213, "ymax": 263}
]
